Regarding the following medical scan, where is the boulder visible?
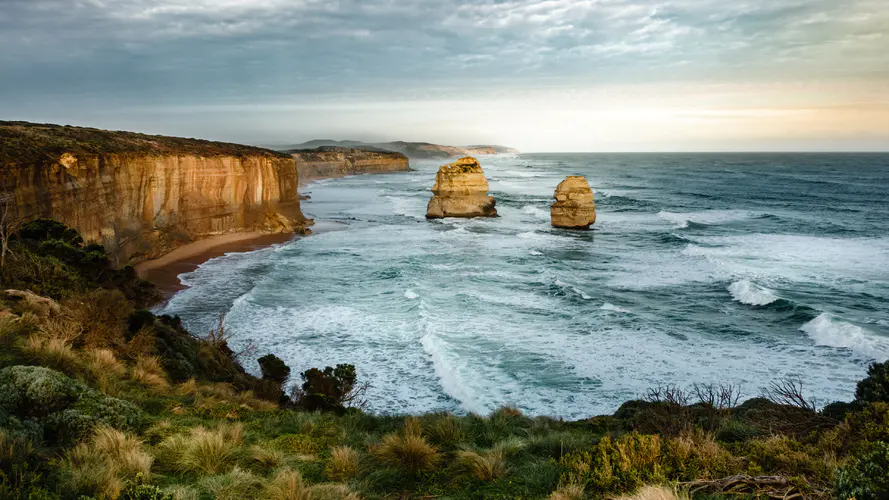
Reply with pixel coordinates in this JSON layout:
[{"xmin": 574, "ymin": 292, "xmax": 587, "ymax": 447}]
[
  {"xmin": 550, "ymin": 176, "xmax": 596, "ymax": 229},
  {"xmin": 426, "ymin": 157, "xmax": 497, "ymax": 219}
]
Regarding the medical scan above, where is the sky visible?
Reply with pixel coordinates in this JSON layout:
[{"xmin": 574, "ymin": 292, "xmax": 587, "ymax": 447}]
[{"xmin": 1, "ymin": 0, "xmax": 888, "ymax": 151}]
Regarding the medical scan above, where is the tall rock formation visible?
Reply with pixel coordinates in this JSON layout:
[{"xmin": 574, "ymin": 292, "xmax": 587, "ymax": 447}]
[
  {"xmin": 0, "ymin": 122, "xmax": 309, "ymax": 266},
  {"xmin": 551, "ymin": 176, "xmax": 596, "ymax": 229},
  {"xmin": 426, "ymin": 157, "xmax": 497, "ymax": 219},
  {"xmin": 289, "ymin": 146, "xmax": 410, "ymax": 184}
]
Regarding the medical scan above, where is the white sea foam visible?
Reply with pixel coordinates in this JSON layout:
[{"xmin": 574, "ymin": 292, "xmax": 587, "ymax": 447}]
[
  {"xmin": 521, "ymin": 205, "xmax": 550, "ymax": 219},
  {"xmin": 421, "ymin": 333, "xmax": 484, "ymax": 413},
  {"xmin": 404, "ymin": 289, "xmax": 419, "ymax": 299},
  {"xmin": 601, "ymin": 302, "xmax": 630, "ymax": 313},
  {"xmin": 657, "ymin": 210, "xmax": 755, "ymax": 229},
  {"xmin": 529, "ymin": 250, "xmax": 543, "ymax": 256},
  {"xmin": 801, "ymin": 313, "xmax": 889, "ymax": 361},
  {"xmin": 555, "ymin": 279, "xmax": 593, "ymax": 300},
  {"xmin": 727, "ymin": 279, "xmax": 779, "ymax": 306}
]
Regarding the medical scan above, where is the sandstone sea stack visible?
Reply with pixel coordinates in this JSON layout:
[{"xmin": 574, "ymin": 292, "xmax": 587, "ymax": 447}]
[
  {"xmin": 551, "ymin": 176, "xmax": 596, "ymax": 229},
  {"xmin": 426, "ymin": 157, "xmax": 497, "ymax": 219}
]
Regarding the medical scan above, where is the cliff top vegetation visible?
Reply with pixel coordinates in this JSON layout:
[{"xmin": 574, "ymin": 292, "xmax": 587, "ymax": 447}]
[
  {"xmin": 0, "ymin": 220, "xmax": 888, "ymax": 499},
  {"xmin": 0, "ymin": 121, "xmax": 291, "ymax": 168}
]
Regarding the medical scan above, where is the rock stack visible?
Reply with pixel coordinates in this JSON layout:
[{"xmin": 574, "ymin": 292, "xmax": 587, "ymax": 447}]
[
  {"xmin": 426, "ymin": 157, "xmax": 497, "ymax": 219},
  {"xmin": 550, "ymin": 176, "xmax": 596, "ymax": 229}
]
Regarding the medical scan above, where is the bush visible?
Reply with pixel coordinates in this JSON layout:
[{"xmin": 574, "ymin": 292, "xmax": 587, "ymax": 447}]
[
  {"xmin": 855, "ymin": 360, "xmax": 889, "ymax": 404},
  {"xmin": 120, "ymin": 484, "xmax": 174, "ymax": 500},
  {"xmin": 295, "ymin": 364, "xmax": 360, "ymax": 412},
  {"xmin": 17, "ymin": 219, "xmax": 83, "ymax": 247},
  {"xmin": 258, "ymin": 354, "xmax": 291, "ymax": 386},
  {"xmin": 560, "ymin": 433, "xmax": 663, "ymax": 493},
  {"xmin": 835, "ymin": 440, "xmax": 889, "ymax": 500}
]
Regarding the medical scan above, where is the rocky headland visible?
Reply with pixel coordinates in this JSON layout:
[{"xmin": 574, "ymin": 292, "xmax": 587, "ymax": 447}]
[
  {"xmin": 283, "ymin": 140, "xmax": 518, "ymax": 160},
  {"xmin": 426, "ymin": 156, "xmax": 497, "ymax": 219},
  {"xmin": 288, "ymin": 146, "xmax": 410, "ymax": 184},
  {"xmin": 0, "ymin": 121, "xmax": 309, "ymax": 266},
  {"xmin": 551, "ymin": 175, "xmax": 597, "ymax": 229}
]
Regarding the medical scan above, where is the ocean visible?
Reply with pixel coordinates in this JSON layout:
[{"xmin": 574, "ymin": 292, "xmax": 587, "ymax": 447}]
[{"xmin": 158, "ymin": 153, "xmax": 889, "ymax": 419}]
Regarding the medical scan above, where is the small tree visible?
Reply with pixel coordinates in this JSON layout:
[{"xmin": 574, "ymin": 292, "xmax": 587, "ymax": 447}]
[
  {"xmin": 258, "ymin": 354, "xmax": 291, "ymax": 387},
  {"xmin": 856, "ymin": 360, "xmax": 889, "ymax": 404},
  {"xmin": 293, "ymin": 363, "xmax": 368, "ymax": 412}
]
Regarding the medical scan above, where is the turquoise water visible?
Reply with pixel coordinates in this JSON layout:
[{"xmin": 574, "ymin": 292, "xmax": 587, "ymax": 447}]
[{"xmin": 160, "ymin": 153, "xmax": 889, "ymax": 418}]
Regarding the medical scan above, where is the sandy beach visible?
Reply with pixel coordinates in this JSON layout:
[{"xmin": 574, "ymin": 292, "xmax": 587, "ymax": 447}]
[{"xmin": 135, "ymin": 232, "xmax": 298, "ymax": 296}]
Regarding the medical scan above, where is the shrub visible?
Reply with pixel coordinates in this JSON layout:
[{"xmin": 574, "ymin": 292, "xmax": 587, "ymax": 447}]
[
  {"xmin": 120, "ymin": 484, "xmax": 174, "ymax": 500},
  {"xmin": 855, "ymin": 360, "xmax": 889, "ymax": 404},
  {"xmin": 258, "ymin": 354, "xmax": 291, "ymax": 386},
  {"xmin": 295, "ymin": 364, "xmax": 361, "ymax": 412},
  {"xmin": 0, "ymin": 365, "xmax": 141, "ymax": 445},
  {"xmin": 372, "ymin": 417, "xmax": 440, "ymax": 474},
  {"xmin": 560, "ymin": 433, "xmax": 663, "ymax": 493},
  {"xmin": 17, "ymin": 219, "xmax": 83, "ymax": 247},
  {"xmin": 325, "ymin": 445, "xmax": 359, "ymax": 481},
  {"xmin": 835, "ymin": 440, "xmax": 889, "ymax": 500},
  {"xmin": 663, "ymin": 429, "xmax": 741, "ymax": 481}
]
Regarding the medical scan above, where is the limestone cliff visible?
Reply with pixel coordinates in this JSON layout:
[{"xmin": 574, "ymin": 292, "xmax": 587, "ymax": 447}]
[
  {"xmin": 426, "ymin": 157, "xmax": 497, "ymax": 219},
  {"xmin": 0, "ymin": 121, "xmax": 309, "ymax": 266},
  {"xmin": 551, "ymin": 176, "xmax": 596, "ymax": 229},
  {"xmin": 288, "ymin": 147, "xmax": 410, "ymax": 184}
]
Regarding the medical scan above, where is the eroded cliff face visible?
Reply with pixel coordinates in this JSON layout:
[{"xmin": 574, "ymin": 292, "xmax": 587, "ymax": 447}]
[
  {"xmin": 551, "ymin": 176, "xmax": 596, "ymax": 229},
  {"xmin": 1, "ymin": 122, "xmax": 308, "ymax": 266},
  {"xmin": 289, "ymin": 147, "xmax": 409, "ymax": 184},
  {"xmin": 426, "ymin": 157, "xmax": 497, "ymax": 219}
]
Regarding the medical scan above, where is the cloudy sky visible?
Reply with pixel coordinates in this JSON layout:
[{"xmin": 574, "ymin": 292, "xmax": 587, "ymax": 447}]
[{"xmin": 2, "ymin": 0, "xmax": 888, "ymax": 151}]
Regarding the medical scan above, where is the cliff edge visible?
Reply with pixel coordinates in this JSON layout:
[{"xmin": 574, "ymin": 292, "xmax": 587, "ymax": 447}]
[
  {"xmin": 283, "ymin": 140, "xmax": 518, "ymax": 160},
  {"xmin": 0, "ymin": 121, "xmax": 309, "ymax": 266},
  {"xmin": 288, "ymin": 146, "xmax": 410, "ymax": 184}
]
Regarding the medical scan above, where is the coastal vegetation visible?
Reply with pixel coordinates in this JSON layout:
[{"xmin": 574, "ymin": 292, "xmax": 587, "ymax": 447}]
[{"xmin": 1, "ymin": 220, "xmax": 888, "ymax": 499}]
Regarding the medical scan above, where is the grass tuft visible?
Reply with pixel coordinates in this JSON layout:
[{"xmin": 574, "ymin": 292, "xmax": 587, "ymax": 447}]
[
  {"xmin": 132, "ymin": 354, "xmax": 168, "ymax": 388},
  {"xmin": 373, "ymin": 418, "xmax": 440, "ymax": 474},
  {"xmin": 199, "ymin": 466, "xmax": 263, "ymax": 500},
  {"xmin": 615, "ymin": 485, "xmax": 689, "ymax": 500},
  {"xmin": 325, "ymin": 445, "xmax": 359, "ymax": 481}
]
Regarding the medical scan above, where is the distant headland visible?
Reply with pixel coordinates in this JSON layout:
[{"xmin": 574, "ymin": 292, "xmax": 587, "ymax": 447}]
[{"xmin": 277, "ymin": 139, "xmax": 518, "ymax": 160}]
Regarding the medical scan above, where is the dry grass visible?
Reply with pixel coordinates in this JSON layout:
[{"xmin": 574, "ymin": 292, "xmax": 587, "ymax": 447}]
[
  {"xmin": 264, "ymin": 468, "xmax": 306, "ymax": 500},
  {"xmin": 91, "ymin": 426, "xmax": 153, "ymax": 478},
  {"xmin": 251, "ymin": 445, "xmax": 288, "ymax": 469},
  {"xmin": 61, "ymin": 442, "xmax": 122, "ymax": 499},
  {"xmin": 21, "ymin": 334, "xmax": 79, "ymax": 373},
  {"xmin": 325, "ymin": 445, "xmax": 359, "ymax": 481},
  {"xmin": 373, "ymin": 418, "xmax": 440, "ymax": 474},
  {"xmin": 164, "ymin": 485, "xmax": 200, "ymax": 500},
  {"xmin": 38, "ymin": 315, "xmax": 83, "ymax": 343},
  {"xmin": 264, "ymin": 468, "xmax": 360, "ymax": 500},
  {"xmin": 424, "ymin": 413, "xmax": 467, "ymax": 448},
  {"xmin": 613, "ymin": 485, "xmax": 689, "ymax": 500},
  {"xmin": 199, "ymin": 466, "xmax": 263, "ymax": 500},
  {"xmin": 132, "ymin": 355, "xmax": 168, "ymax": 388},
  {"xmin": 550, "ymin": 483, "xmax": 585, "ymax": 500},
  {"xmin": 177, "ymin": 378, "xmax": 199, "ymax": 396},
  {"xmin": 457, "ymin": 449, "xmax": 507, "ymax": 481},
  {"xmin": 158, "ymin": 424, "xmax": 244, "ymax": 475}
]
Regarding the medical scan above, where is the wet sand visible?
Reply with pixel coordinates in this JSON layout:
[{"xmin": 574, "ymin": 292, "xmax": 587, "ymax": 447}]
[{"xmin": 135, "ymin": 232, "xmax": 297, "ymax": 296}]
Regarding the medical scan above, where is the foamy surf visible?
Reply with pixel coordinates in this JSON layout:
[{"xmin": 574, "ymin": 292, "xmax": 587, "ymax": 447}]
[
  {"xmin": 404, "ymin": 289, "xmax": 419, "ymax": 299},
  {"xmin": 601, "ymin": 302, "xmax": 630, "ymax": 313},
  {"xmin": 658, "ymin": 210, "xmax": 755, "ymax": 229},
  {"xmin": 727, "ymin": 279, "xmax": 779, "ymax": 306},
  {"xmin": 800, "ymin": 313, "xmax": 889, "ymax": 361}
]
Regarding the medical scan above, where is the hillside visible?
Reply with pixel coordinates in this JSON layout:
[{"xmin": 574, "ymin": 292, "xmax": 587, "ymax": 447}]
[
  {"xmin": 280, "ymin": 140, "xmax": 518, "ymax": 160},
  {"xmin": 287, "ymin": 146, "xmax": 410, "ymax": 183}
]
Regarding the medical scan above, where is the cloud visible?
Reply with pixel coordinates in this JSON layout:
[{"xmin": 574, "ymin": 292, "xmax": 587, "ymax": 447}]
[{"xmin": 0, "ymin": 0, "xmax": 887, "ymax": 149}]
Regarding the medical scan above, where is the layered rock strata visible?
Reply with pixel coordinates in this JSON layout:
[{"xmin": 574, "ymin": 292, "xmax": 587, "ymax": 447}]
[
  {"xmin": 0, "ymin": 121, "xmax": 309, "ymax": 266},
  {"xmin": 289, "ymin": 147, "xmax": 409, "ymax": 184},
  {"xmin": 550, "ymin": 176, "xmax": 596, "ymax": 229},
  {"xmin": 426, "ymin": 157, "xmax": 497, "ymax": 219}
]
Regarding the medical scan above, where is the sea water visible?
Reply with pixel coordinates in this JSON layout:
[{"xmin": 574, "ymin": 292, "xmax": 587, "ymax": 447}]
[{"xmin": 159, "ymin": 153, "xmax": 889, "ymax": 418}]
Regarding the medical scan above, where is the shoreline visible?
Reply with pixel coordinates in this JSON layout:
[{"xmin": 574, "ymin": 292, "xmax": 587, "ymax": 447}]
[{"xmin": 135, "ymin": 232, "xmax": 297, "ymax": 297}]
